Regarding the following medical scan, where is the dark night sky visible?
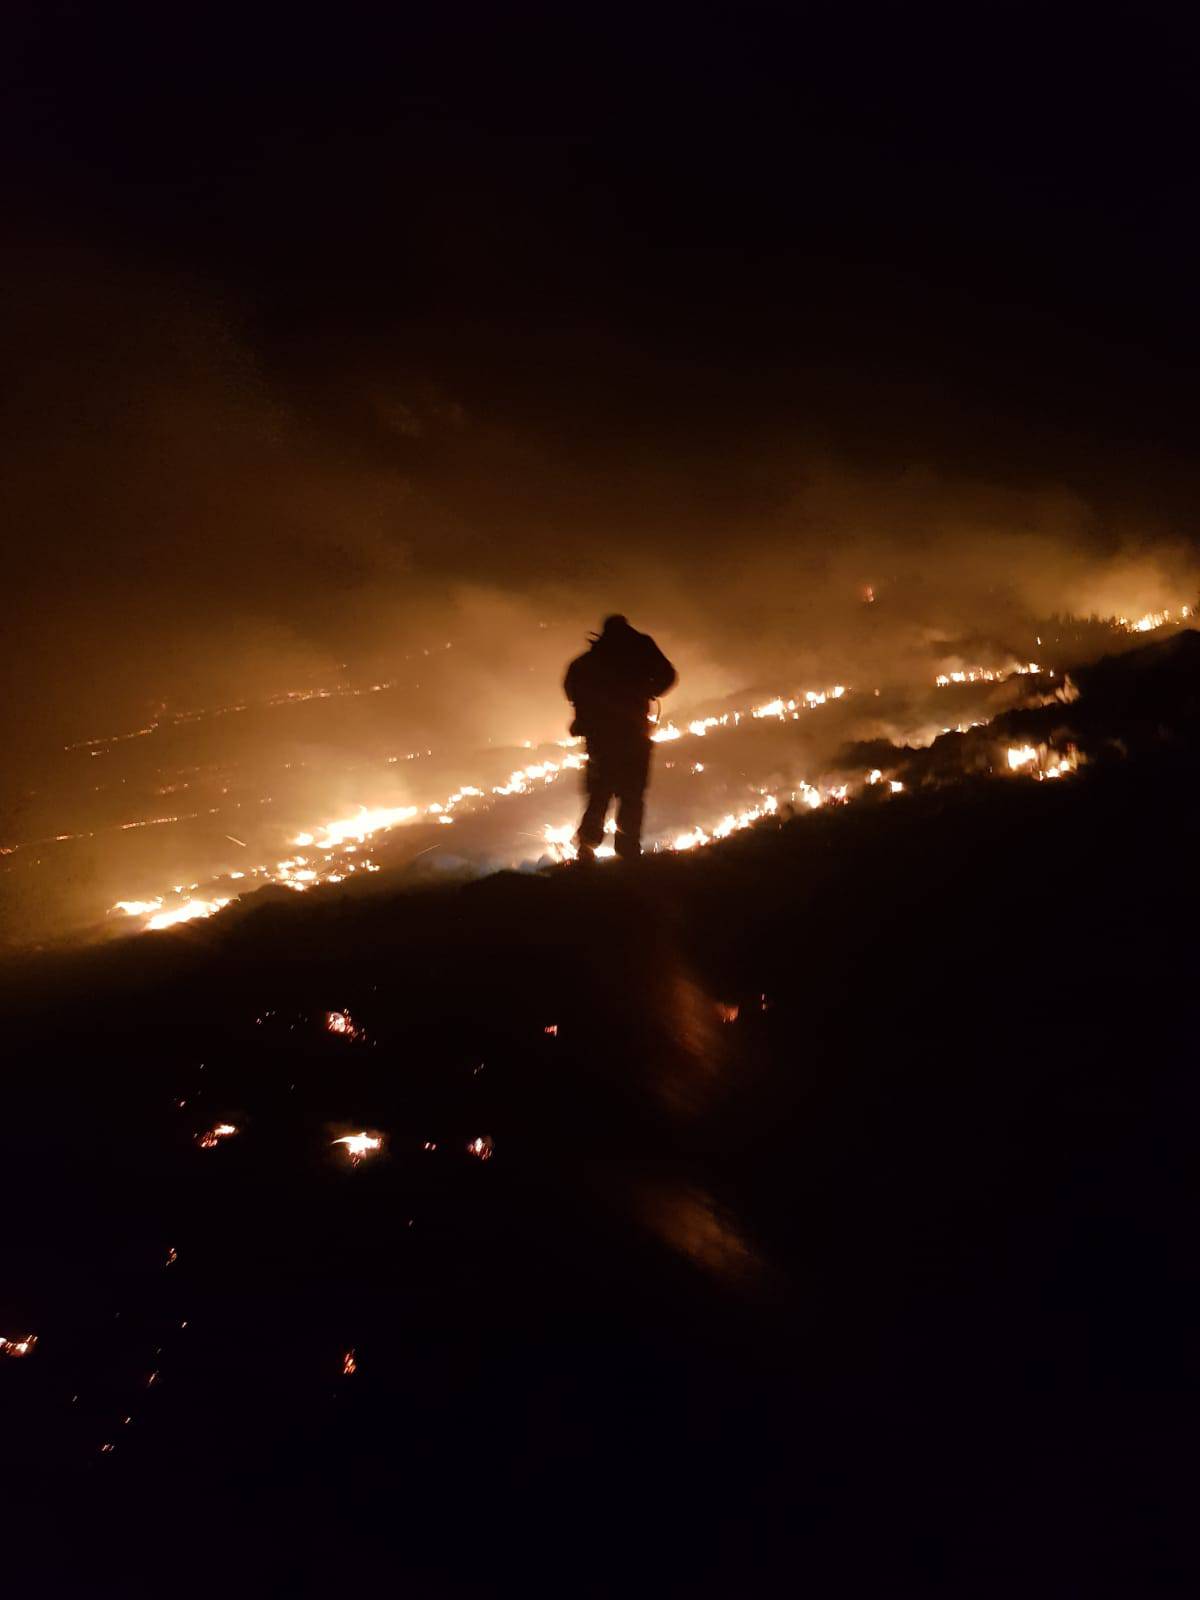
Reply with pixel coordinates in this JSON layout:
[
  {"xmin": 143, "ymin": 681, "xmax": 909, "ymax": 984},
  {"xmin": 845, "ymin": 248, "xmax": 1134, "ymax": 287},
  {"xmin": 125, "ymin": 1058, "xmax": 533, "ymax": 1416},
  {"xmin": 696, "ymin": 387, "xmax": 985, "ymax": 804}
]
[{"xmin": 3, "ymin": 2, "xmax": 1199, "ymax": 755}]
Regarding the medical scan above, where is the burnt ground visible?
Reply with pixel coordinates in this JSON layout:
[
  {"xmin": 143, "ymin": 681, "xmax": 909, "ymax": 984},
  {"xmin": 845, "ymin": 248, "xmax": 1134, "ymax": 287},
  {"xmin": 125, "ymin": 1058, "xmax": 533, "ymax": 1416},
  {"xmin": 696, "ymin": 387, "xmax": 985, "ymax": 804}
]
[{"xmin": 3, "ymin": 635, "xmax": 1199, "ymax": 1596}]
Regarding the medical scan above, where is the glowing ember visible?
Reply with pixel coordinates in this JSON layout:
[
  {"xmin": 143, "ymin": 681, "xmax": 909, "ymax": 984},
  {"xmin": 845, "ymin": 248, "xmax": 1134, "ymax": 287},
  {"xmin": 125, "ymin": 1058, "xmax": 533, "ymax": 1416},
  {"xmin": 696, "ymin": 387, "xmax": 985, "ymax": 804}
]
[
  {"xmin": 113, "ymin": 898, "xmax": 164, "ymax": 916},
  {"xmin": 700, "ymin": 797, "xmax": 772, "ymax": 842},
  {"xmin": 325, "ymin": 1010, "xmax": 364, "ymax": 1041},
  {"xmin": 541, "ymin": 790, "xmax": 786, "ymax": 864},
  {"xmin": 715, "ymin": 1002, "xmax": 739, "ymax": 1023},
  {"xmin": 1006, "ymin": 742, "xmax": 1081, "ymax": 780},
  {"xmin": 544, "ymin": 1024, "xmax": 559, "ymax": 1037},
  {"xmin": 298, "ymin": 804, "xmax": 419, "ymax": 850},
  {"xmin": 1120, "ymin": 605, "xmax": 1191, "ymax": 633},
  {"xmin": 145, "ymin": 897, "xmax": 232, "ymax": 931},
  {"xmin": 0, "ymin": 1334, "xmax": 37, "ymax": 1358},
  {"xmin": 333, "ymin": 1132, "xmax": 383, "ymax": 1164},
  {"xmin": 342, "ymin": 1350, "xmax": 357, "ymax": 1376},
  {"xmin": 673, "ymin": 827, "xmax": 709, "ymax": 851},
  {"xmin": 467, "ymin": 1135, "xmax": 494, "ymax": 1160},
  {"xmin": 937, "ymin": 663, "xmax": 1041, "ymax": 687},
  {"xmin": 541, "ymin": 820, "xmax": 617, "ymax": 863},
  {"xmin": 197, "ymin": 1122, "xmax": 237, "ymax": 1149}
]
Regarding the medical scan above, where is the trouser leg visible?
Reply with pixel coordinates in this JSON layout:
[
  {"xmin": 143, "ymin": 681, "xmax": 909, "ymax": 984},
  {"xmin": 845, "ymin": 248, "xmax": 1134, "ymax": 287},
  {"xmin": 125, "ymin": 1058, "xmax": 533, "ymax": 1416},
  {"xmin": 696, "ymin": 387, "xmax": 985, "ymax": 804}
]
[
  {"xmin": 577, "ymin": 760, "xmax": 613, "ymax": 850},
  {"xmin": 614, "ymin": 742, "xmax": 651, "ymax": 858}
]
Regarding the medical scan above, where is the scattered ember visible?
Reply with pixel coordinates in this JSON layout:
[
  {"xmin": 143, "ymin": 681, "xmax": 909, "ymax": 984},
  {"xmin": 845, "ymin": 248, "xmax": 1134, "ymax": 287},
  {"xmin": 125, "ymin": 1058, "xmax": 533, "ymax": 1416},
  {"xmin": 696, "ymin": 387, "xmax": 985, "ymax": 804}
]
[
  {"xmin": 544, "ymin": 1024, "xmax": 558, "ymax": 1037},
  {"xmin": 0, "ymin": 1334, "xmax": 37, "ymax": 1358},
  {"xmin": 422, "ymin": 1141, "xmax": 437, "ymax": 1151},
  {"xmin": 715, "ymin": 1003, "xmax": 740, "ymax": 1023},
  {"xmin": 342, "ymin": 1350, "xmax": 357, "ymax": 1377},
  {"xmin": 325, "ymin": 1010, "xmax": 363, "ymax": 1041},
  {"xmin": 197, "ymin": 1122, "xmax": 237, "ymax": 1148},
  {"xmin": 467, "ymin": 1136, "xmax": 494, "ymax": 1161},
  {"xmin": 332, "ymin": 1132, "xmax": 383, "ymax": 1164},
  {"xmin": 164, "ymin": 1247, "xmax": 178, "ymax": 1266}
]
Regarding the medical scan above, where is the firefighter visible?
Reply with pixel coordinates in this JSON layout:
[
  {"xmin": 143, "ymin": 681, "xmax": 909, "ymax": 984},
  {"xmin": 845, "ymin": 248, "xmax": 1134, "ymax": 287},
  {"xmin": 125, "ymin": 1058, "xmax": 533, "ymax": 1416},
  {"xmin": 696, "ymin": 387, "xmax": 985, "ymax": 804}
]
[{"xmin": 563, "ymin": 615, "xmax": 677, "ymax": 861}]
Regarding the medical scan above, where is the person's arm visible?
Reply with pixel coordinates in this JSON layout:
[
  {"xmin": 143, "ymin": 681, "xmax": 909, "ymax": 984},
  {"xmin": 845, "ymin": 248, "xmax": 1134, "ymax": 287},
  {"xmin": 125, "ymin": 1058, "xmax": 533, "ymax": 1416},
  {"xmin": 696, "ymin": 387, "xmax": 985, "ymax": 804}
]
[{"xmin": 646, "ymin": 644, "xmax": 677, "ymax": 698}]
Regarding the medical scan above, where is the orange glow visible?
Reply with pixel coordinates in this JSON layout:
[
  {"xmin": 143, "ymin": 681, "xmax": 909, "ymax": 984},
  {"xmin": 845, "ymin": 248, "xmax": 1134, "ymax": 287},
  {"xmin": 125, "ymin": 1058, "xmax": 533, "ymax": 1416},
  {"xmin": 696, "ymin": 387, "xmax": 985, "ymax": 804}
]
[
  {"xmin": 112, "ymin": 615, "xmax": 1132, "ymax": 930},
  {"xmin": 297, "ymin": 804, "xmax": 418, "ymax": 851},
  {"xmin": 333, "ymin": 1131, "xmax": 383, "ymax": 1164},
  {"xmin": 936, "ymin": 663, "xmax": 1041, "ymax": 687},
  {"xmin": 146, "ymin": 897, "xmax": 233, "ymax": 931},
  {"xmin": 1006, "ymin": 742, "xmax": 1081, "ymax": 779},
  {"xmin": 1119, "ymin": 606, "xmax": 1191, "ymax": 633},
  {"xmin": 197, "ymin": 1122, "xmax": 237, "ymax": 1148},
  {"xmin": 325, "ymin": 1010, "xmax": 363, "ymax": 1040}
]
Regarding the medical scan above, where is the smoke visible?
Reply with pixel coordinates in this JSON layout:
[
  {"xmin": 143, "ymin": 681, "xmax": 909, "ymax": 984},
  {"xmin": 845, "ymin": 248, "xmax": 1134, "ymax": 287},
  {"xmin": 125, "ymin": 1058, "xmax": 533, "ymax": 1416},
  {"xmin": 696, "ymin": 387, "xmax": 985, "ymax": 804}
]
[{"xmin": 3, "ymin": 248, "xmax": 1197, "ymax": 790}]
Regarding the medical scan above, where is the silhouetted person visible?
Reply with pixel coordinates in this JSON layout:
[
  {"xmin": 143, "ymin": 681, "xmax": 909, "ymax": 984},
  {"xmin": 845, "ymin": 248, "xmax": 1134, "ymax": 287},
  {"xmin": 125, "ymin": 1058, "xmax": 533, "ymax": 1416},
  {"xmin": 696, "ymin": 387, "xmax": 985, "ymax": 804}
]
[{"xmin": 564, "ymin": 615, "xmax": 676, "ymax": 861}]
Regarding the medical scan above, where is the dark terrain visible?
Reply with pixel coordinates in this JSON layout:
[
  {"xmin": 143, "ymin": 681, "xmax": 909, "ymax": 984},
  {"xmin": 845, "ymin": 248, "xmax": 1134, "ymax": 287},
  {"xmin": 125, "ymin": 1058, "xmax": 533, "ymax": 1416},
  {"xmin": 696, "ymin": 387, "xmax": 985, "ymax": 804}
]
[{"xmin": 4, "ymin": 634, "xmax": 1199, "ymax": 1595}]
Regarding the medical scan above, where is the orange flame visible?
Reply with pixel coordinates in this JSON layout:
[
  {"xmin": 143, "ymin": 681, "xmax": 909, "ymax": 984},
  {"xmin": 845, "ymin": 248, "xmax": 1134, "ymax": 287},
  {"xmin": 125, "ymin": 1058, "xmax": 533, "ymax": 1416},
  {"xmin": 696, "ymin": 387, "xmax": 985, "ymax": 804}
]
[{"xmin": 333, "ymin": 1132, "xmax": 383, "ymax": 1164}]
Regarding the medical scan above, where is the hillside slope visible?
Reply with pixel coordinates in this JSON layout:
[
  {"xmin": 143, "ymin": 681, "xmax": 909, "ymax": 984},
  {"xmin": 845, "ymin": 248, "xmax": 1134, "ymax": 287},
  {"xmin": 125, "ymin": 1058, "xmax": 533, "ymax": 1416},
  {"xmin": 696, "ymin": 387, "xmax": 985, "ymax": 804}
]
[{"xmin": 4, "ymin": 633, "xmax": 1199, "ymax": 1594}]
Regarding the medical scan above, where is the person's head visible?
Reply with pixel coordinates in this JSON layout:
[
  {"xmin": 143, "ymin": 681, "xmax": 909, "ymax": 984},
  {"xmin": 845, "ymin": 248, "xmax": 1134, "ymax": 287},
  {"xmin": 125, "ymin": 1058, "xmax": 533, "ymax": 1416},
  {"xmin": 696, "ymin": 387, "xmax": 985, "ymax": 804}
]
[{"xmin": 599, "ymin": 613, "xmax": 630, "ymax": 637}]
